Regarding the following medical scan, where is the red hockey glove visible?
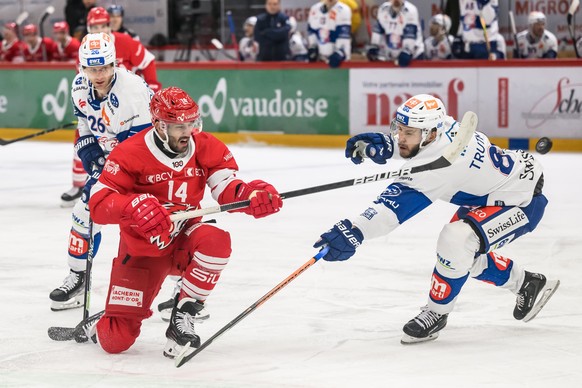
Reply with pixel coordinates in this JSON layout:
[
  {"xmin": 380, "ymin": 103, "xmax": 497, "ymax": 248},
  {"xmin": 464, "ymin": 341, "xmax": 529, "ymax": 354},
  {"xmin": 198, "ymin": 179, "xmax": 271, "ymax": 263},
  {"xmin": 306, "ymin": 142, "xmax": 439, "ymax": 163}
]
[
  {"xmin": 237, "ymin": 180, "xmax": 283, "ymax": 219},
  {"xmin": 122, "ymin": 194, "xmax": 171, "ymax": 239}
]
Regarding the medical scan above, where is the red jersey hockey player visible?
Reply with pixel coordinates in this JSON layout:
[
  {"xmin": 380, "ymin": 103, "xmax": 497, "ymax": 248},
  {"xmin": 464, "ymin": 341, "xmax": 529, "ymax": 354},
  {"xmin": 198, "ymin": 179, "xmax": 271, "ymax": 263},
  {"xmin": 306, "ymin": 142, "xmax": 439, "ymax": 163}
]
[
  {"xmin": 80, "ymin": 87, "xmax": 282, "ymax": 359},
  {"xmin": 60, "ymin": 6, "xmax": 162, "ymax": 207},
  {"xmin": 52, "ymin": 21, "xmax": 80, "ymax": 62},
  {"xmin": 0, "ymin": 22, "xmax": 25, "ymax": 62},
  {"xmin": 22, "ymin": 24, "xmax": 58, "ymax": 62}
]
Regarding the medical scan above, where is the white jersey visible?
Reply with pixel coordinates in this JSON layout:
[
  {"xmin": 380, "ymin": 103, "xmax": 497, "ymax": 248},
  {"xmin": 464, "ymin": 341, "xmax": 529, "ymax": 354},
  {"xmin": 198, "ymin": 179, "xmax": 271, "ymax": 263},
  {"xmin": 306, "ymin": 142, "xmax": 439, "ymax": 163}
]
[
  {"xmin": 71, "ymin": 68, "xmax": 153, "ymax": 154},
  {"xmin": 352, "ymin": 117, "xmax": 543, "ymax": 240},
  {"xmin": 516, "ymin": 30, "xmax": 558, "ymax": 59},
  {"xmin": 239, "ymin": 36, "xmax": 258, "ymax": 61},
  {"xmin": 372, "ymin": 1, "xmax": 424, "ymax": 60},
  {"xmin": 424, "ymin": 35, "xmax": 454, "ymax": 59},
  {"xmin": 307, "ymin": 1, "xmax": 352, "ymax": 60},
  {"xmin": 289, "ymin": 31, "xmax": 308, "ymax": 60},
  {"xmin": 459, "ymin": 0, "xmax": 499, "ymax": 44}
]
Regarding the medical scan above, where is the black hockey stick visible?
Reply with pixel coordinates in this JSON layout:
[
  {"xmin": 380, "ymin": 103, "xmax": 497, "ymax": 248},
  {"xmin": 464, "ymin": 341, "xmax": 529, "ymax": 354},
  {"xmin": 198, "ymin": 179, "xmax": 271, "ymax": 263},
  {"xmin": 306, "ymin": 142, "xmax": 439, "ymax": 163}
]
[
  {"xmin": 175, "ymin": 247, "xmax": 330, "ymax": 367},
  {"xmin": 170, "ymin": 111, "xmax": 478, "ymax": 223},
  {"xmin": 568, "ymin": 0, "xmax": 581, "ymax": 58},
  {"xmin": 210, "ymin": 38, "xmax": 237, "ymax": 61},
  {"xmin": 0, "ymin": 122, "xmax": 77, "ymax": 146},
  {"xmin": 39, "ymin": 5, "xmax": 55, "ymax": 62},
  {"xmin": 509, "ymin": 0, "xmax": 521, "ymax": 58}
]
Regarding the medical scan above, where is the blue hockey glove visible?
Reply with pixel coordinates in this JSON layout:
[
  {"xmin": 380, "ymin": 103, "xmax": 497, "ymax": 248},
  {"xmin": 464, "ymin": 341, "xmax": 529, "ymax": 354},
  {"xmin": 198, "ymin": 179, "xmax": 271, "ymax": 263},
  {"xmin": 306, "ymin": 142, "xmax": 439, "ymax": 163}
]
[
  {"xmin": 75, "ymin": 135, "xmax": 105, "ymax": 174},
  {"xmin": 328, "ymin": 50, "xmax": 345, "ymax": 68},
  {"xmin": 81, "ymin": 169, "xmax": 101, "ymax": 204},
  {"xmin": 313, "ymin": 219, "xmax": 364, "ymax": 262},
  {"xmin": 397, "ymin": 50, "xmax": 413, "ymax": 67},
  {"xmin": 367, "ymin": 46, "xmax": 380, "ymax": 61},
  {"xmin": 345, "ymin": 133, "xmax": 394, "ymax": 165},
  {"xmin": 308, "ymin": 47, "xmax": 319, "ymax": 62}
]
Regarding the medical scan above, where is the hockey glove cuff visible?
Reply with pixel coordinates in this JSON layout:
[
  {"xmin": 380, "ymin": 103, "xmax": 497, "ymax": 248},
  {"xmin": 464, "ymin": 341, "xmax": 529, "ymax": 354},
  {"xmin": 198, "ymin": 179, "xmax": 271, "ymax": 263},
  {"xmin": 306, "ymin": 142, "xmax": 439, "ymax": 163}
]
[
  {"xmin": 313, "ymin": 219, "xmax": 364, "ymax": 261},
  {"xmin": 328, "ymin": 49, "xmax": 346, "ymax": 68},
  {"xmin": 75, "ymin": 135, "xmax": 105, "ymax": 174}
]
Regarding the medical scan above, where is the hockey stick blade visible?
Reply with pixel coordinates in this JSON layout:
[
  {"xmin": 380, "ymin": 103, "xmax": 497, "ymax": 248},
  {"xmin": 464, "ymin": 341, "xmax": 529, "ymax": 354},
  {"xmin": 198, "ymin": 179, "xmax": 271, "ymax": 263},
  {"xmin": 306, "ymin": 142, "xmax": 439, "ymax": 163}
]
[
  {"xmin": 16, "ymin": 11, "xmax": 29, "ymax": 26},
  {"xmin": 169, "ymin": 111, "xmax": 477, "ymax": 223},
  {"xmin": 175, "ymin": 247, "xmax": 330, "ymax": 367},
  {"xmin": 523, "ymin": 280, "xmax": 560, "ymax": 323},
  {"xmin": 47, "ymin": 326, "xmax": 76, "ymax": 341},
  {"xmin": 0, "ymin": 122, "xmax": 77, "ymax": 146}
]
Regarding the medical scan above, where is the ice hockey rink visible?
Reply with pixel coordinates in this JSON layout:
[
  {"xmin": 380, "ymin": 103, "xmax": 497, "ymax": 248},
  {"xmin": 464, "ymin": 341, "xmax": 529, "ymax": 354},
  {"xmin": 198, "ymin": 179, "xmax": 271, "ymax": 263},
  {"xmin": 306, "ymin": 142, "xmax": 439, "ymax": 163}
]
[{"xmin": 1, "ymin": 140, "xmax": 581, "ymax": 388}]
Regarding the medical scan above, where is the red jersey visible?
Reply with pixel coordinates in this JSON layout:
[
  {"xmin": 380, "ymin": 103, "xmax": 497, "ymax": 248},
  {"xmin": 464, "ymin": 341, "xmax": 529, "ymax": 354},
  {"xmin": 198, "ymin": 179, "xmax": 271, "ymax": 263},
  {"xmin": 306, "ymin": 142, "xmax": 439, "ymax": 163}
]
[
  {"xmin": 90, "ymin": 129, "xmax": 241, "ymax": 256},
  {"xmin": 54, "ymin": 36, "xmax": 81, "ymax": 62},
  {"xmin": 112, "ymin": 32, "xmax": 161, "ymax": 91},
  {"xmin": 23, "ymin": 37, "xmax": 58, "ymax": 62},
  {"xmin": 0, "ymin": 39, "xmax": 25, "ymax": 62}
]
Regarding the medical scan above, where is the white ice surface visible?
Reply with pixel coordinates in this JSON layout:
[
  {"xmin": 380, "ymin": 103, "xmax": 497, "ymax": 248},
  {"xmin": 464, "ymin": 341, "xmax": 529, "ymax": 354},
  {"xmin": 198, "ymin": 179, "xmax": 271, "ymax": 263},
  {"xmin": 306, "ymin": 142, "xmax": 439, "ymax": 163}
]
[{"xmin": 0, "ymin": 141, "xmax": 581, "ymax": 388}]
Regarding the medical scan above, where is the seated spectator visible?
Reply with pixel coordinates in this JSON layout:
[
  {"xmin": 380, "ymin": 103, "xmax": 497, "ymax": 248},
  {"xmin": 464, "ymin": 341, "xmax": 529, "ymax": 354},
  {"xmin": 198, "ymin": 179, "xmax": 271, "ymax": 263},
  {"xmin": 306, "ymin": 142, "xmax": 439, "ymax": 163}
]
[
  {"xmin": 239, "ymin": 16, "xmax": 259, "ymax": 61},
  {"xmin": 254, "ymin": 0, "xmax": 291, "ymax": 61},
  {"xmin": 65, "ymin": 0, "xmax": 96, "ymax": 41},
  {"xmin": 52, "ymin": 21, "xmax": 81, "ymax": 62},
  {"xmin": 288, "ymin": 16, "xmax": 308, "ymax": 61},
  {"xmin": 0, "ymin": 22, "xmax": 25, "ymax": 63},
  {"xmin": 367, "ymin": 0, "xmax": 424, "ymax": 67},
  {"xmin": 308, "ymin": 0, "xmax": 352, "ymax": 68},
  {"xmin": 515, "ymin": 11, "xmax": 557, "ymax": 59},
  {"xmin": 107, "ymin": 4, "xmax": 140, "ymax": 41},
  {"xmin": 457, "ymin": 0, "xmax": 505, "ymax": 60},
  {"xmin": 22, "ymin": 24, "xmax": 58, "ymax": 62},
  {"xmin": 424, "ymin": 14, "xmax": 454, "ymax": 60}
]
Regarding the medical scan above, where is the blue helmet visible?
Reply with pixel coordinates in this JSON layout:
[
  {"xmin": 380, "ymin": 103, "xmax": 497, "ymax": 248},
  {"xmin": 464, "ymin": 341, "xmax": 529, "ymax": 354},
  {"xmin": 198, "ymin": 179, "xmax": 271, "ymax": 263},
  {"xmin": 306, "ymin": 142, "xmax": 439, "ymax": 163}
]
[{"xmin": 107, "ymin": 4, "xmax": 124, "ymax": 17}]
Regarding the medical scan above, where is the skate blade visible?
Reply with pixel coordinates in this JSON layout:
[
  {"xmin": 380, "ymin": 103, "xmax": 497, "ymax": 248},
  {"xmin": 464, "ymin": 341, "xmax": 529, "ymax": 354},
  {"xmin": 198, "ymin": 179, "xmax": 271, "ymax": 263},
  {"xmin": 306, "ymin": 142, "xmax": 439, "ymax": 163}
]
[
  {"xmin": 523, "ymin": 279, "xmax": 560, "ymax": 323},
  {"xmin": 401, "ymin": 332, "xmax": 440, "ymax": 345},
  {"xmin": 50, "ymin": 295, "xmax": 84, "ymax": 311},
  {"xmin": 164, "ymin": 340, "xmax": 195, "ymax": 360}
]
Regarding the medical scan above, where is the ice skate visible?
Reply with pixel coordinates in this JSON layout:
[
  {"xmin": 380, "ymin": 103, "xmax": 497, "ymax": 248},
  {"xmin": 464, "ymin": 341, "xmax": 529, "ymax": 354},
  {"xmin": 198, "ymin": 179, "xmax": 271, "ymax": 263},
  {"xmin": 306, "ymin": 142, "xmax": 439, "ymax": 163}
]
[
  {"xmin": 75, "ymin": 310, "xmax": 105, "ymax": 344},
  {"xmin": 60, "ymin": 186, "xmax": 83, "ymax": 208},
  {"xmin": 49, "ymin": 269, "xmax": 85, "ymax": 311},
  {"xmin": 401, "ymin": 307, "xmax": 448, "ymax": 344},
  {"xmin": 158, "ymin": 279, "xmax": 210, "ymax": 323},
  {"xmin": 514, "ymin": 271, "xmax": 560, "ymax": 322},
  {"xmin": 164, "ymin": 297, "xmax": 205, "ymax": 359}
]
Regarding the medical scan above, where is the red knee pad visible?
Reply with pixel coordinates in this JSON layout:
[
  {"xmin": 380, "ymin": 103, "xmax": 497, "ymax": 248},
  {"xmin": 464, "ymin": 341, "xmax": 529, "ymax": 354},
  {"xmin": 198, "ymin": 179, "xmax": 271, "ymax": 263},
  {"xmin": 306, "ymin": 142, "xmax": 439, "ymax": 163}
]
[
  {"xmin": 96, "ymin": 316, "xmax": 143, "ymax": 354},
  {"xmin": 172, "ymin": 224, "xmax": 232, "ymax": 274}
]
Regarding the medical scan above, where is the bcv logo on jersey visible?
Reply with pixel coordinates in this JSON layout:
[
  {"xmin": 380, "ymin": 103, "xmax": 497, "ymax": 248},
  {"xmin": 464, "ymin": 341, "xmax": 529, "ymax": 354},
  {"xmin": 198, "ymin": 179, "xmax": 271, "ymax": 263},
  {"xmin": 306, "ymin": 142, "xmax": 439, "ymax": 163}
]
[{"xmin": 146, "ymin": 171, "xmax": 174, "ymax": 183}]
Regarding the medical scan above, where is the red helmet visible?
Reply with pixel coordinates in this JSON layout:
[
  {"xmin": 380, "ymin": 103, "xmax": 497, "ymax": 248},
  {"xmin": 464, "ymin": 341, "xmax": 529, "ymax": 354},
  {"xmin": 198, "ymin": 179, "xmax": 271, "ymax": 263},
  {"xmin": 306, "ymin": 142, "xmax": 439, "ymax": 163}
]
[
  {"xmin": 87, "ymin": 7, "xmax": 110, "ymax": 26},
  {"xmin": 23, "ymin": 24, "xmax": 38, "ymax": 35},
  {"xmin": 3, "ymin": 22, "xmax": 17, "ymax": 32},
  {"xmin": 150, "ymin": 87, "xmax": 201, "ymax": 125},
  {"xmin": 53, "ymin": 21, "xmax": 69, "ymax": 33}
]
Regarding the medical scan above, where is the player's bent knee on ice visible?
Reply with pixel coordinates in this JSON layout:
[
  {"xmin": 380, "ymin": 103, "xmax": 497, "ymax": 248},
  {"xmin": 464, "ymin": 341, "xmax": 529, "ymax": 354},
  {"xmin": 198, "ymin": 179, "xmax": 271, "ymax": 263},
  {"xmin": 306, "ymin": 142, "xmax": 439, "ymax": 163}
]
[{"xmin": 436, "ymin": 221, "xmax": 481, "ymax": 276}]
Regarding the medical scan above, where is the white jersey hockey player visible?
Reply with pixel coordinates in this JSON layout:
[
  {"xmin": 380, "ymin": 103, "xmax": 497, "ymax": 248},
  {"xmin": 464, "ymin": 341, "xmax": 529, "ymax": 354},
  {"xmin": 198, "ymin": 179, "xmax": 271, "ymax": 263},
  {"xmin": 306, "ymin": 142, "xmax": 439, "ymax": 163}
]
[
  {"xmin": 307, "ymin": 0, "xmax": 352, "ymax": 68},
  {"xmin": 314, "ymin": 94, "xmax": 559, "ymax": 344},
  {"xmin": 515, "ymin": 11, "xmax": 558, "ymax": 59},
  {"xmin": 49, "ymin": 32, "xmax": 153, "ymax": 311},
  {"xmin": 367, "ymin": 0, "xmax": 424, "ymax": 66},
  {"xmin": 459, "ymin": 0, "xmax": 506, "ymax": 59},
  {"xmin": 424, "ymin": 14, "xmax": 454, "ymax": 60},
  {"xmin": 289, "ymin": 16, "xmax": 308, "ymax": 61},
  {"xmin": 239, "ymin": 16, "xmax": 258, "ymax": 62}
]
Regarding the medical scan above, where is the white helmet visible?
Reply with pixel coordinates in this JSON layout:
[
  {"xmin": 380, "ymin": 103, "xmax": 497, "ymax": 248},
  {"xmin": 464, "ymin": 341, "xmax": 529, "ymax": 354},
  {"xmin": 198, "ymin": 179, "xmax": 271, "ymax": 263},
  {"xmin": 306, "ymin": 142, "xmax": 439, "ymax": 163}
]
[
  {"xmin": 79, "ymin": 32, "xmax": 116, "ymax": 67},
  {"xmin": 430, "ymin": 14, "xmax": 451, "ymax": 34},
  {"xmin": 394, "ymin": 94, "xmax": 447, "ymax": 147},
  {"xmin": 288, "ymin": 16, "xmax": 297, "ymax": 34},
  {"xmin": 528, "ymin": 11, "xmax": 546, "ymax": 25},
  {"xmin": 244, "ymin": 16, "xmax": 257, "ymax": 27}
]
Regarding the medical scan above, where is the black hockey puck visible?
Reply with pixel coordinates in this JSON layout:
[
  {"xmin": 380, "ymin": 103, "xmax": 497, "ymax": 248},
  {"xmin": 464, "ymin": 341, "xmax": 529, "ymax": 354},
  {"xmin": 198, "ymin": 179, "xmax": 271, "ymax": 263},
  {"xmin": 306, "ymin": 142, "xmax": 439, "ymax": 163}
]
[{"xmin": 535, "ymin": 137, "xmax": 553, "ymax": 154}]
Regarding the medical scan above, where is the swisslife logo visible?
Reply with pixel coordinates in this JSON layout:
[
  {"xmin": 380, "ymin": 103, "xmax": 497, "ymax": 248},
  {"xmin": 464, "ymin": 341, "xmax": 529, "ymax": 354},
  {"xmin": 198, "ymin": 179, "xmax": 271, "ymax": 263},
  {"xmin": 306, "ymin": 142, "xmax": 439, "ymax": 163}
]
[{"xmin": 197, "ymin": 78, "xmax": 329, "ymax": 124}]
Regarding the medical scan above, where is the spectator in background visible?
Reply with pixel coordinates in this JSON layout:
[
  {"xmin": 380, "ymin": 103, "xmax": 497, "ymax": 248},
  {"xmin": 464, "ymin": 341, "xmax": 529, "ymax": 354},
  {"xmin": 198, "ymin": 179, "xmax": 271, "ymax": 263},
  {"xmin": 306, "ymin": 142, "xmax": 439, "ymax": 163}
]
[
  {"xmin": 424, "ymin": 14, "xmax": 454, "ymax": 60},
  {"xmin": 107, "ymin": 4, "xmax": 140, "ymax": 41},
  {"xmin": 308, "ymin": 0, "xmax": 352, "ymax": 68},
  {"xmin": 22, "ymin": 24, "xmax": 58, "ymax": 62},
  {"xmin": 52, "ymin": 21, "xmax": 81, "ymax": 62},
  {"xmin": 367, "ymin": 1, "xmax": 424, "ymax": 67},
  {"xmin": 0, "ymin": 22, "xmax": 25, "ymax": 63},
  {"xmin": 239, "ymin": 16, "xmax": 259, "ymax": 61},
  {"xmin": 65, "ymin": 0, "xmax": 96, "ymax": 41},
  {"xmin": 515, "ymin": 12, "xmax": 557, "ymax": 59},
  {"xmin": 288, "ymin": 16, "xmax": 308, "ymax": 61},
  {"xmin": 457, "ymin": 0, "xmax": 506, "ymax": 60},
  {"xmin": 254, "ymin": 0, "xmax": 291, "ymax": 61}
]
